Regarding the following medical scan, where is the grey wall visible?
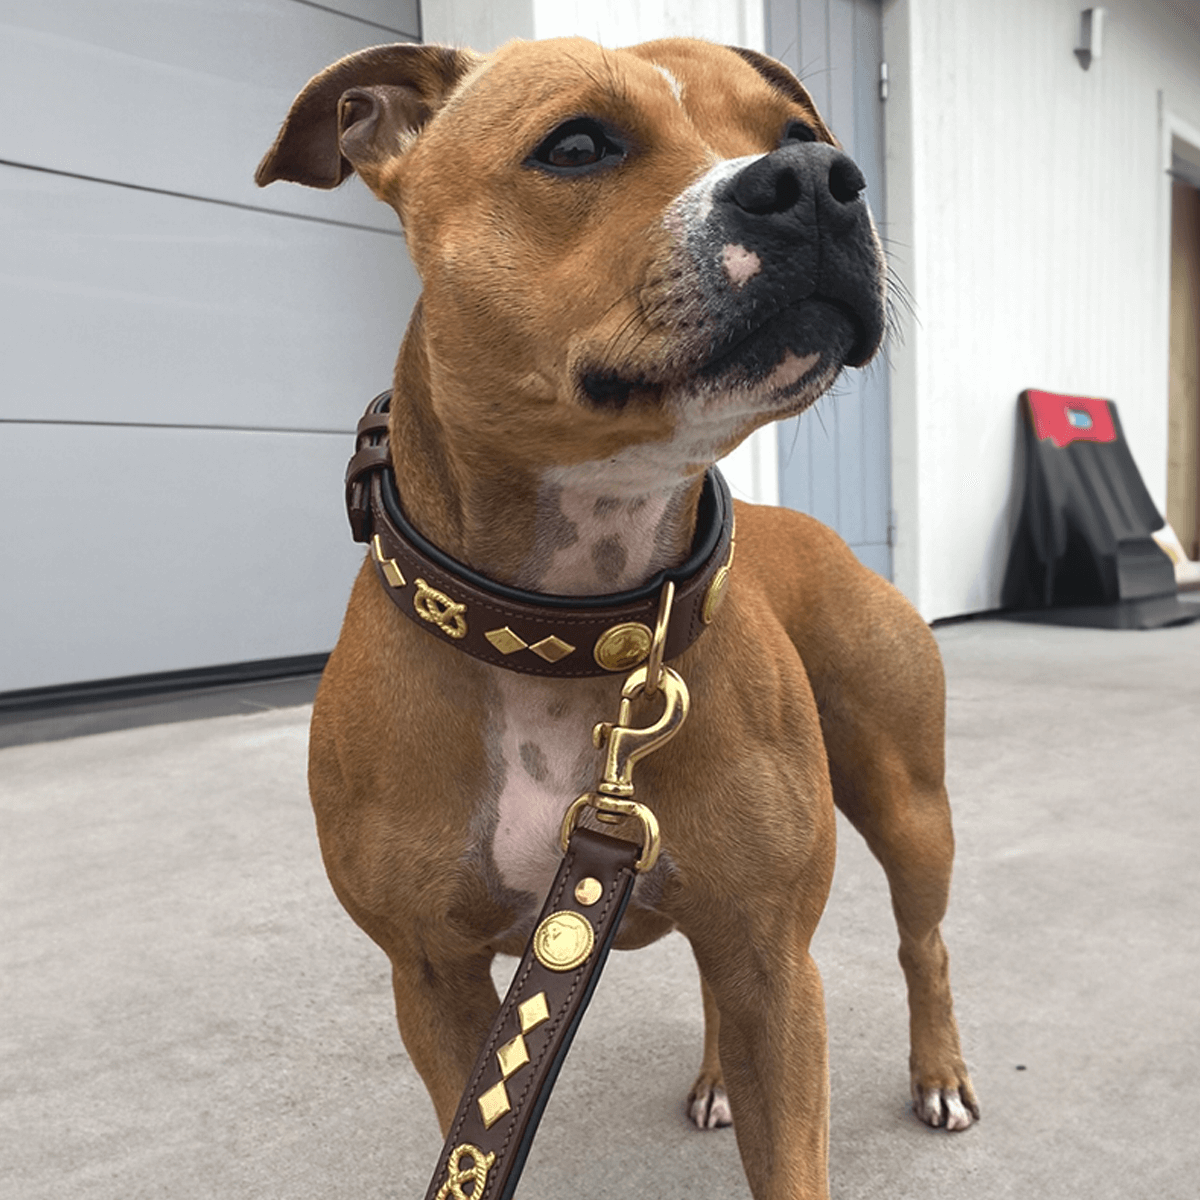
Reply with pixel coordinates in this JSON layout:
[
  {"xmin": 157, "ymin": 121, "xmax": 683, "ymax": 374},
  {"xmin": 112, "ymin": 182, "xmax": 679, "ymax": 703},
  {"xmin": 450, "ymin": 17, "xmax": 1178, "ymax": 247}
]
[{"xmin": 1, "ymin": 0, "xmax": 422, "ymax": 693}]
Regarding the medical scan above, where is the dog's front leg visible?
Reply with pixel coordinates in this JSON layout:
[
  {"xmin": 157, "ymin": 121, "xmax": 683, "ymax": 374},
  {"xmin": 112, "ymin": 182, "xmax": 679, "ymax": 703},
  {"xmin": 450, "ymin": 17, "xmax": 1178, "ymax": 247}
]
[
  {"xmin": 686, "ymin": 923, "xmax": 832, "ymax": 1200},
  {"xmin": 686, "ymin": 974, "xmax": 733, "ymax": 1129},
  {"xmin": 388, "ymin": 944, "xmax": 501, "ymax": 1134}
]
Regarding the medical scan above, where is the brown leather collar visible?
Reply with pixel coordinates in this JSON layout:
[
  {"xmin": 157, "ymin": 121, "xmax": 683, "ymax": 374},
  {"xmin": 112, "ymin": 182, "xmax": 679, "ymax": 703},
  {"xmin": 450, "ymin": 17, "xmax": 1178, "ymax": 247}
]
[{"xmin": 345, "ymin": 392, "xmax": 735, "ymax": 678}]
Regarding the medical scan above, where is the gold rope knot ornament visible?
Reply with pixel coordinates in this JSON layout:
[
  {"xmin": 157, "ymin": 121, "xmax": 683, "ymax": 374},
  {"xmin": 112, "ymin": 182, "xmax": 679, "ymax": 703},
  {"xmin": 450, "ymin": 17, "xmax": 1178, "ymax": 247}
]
[
  {"xmin": 413, "ymin": 578, "xmax": 468, "ymax": 639},
  {"xmin": 435, "ymin": 1143, "xmax": 496, "ymax": 1200}
]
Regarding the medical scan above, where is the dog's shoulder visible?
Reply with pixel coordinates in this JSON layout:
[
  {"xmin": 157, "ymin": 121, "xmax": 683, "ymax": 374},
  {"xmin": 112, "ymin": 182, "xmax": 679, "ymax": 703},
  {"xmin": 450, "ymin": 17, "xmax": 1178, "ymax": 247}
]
[
  {"xmin": 734, "ymin": 499, "xmax": 866, "ymax": 592},
  {"xmin": 732, "ymin": 500, "xmax": 935, "ymax": 676}
]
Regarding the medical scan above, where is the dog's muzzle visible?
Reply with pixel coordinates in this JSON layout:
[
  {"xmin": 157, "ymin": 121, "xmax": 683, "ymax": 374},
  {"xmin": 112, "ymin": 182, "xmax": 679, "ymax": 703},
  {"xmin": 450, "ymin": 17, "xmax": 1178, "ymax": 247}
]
[{"xmin": 680, "ymin": 141, "xmax": 885, "ymax": 386}]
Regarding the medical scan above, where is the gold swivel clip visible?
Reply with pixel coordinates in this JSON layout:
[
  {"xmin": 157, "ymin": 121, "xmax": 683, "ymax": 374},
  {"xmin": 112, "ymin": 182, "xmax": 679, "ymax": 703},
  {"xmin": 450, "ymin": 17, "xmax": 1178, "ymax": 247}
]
[{"xmin": 560, "ymin": 583, "xmax": 690, "ymax": 872}]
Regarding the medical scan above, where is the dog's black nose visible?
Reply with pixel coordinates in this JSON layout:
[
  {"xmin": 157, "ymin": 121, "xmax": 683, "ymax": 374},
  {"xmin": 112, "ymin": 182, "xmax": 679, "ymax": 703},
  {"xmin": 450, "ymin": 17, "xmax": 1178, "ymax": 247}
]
[
  {"xmin": 708, "ymin": 141, "xmax": 883, "ymax": 369},
  {"xmin": 731, "ymin": 143, "xmax": 866, "ymax": 220}
]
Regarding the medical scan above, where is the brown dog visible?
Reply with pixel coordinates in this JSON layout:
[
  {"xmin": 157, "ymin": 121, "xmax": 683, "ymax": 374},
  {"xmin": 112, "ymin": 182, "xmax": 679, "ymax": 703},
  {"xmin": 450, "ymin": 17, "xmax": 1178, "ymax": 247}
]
[{"xmin": 257, "ymin": 36, "xmax": 978, "ymax": 1198}]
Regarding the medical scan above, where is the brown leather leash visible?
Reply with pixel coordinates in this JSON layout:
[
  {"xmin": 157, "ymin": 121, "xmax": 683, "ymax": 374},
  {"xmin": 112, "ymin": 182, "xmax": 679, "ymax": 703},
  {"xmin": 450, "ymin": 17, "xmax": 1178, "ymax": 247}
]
[
  {"xmin": 422, "ymin": 826, "xmax": 640, "ymax": 1200},
  {"xmin": 421, "ymin": 656, "xmax": 690, "ymax": 1200},
  {"xmin": 342, "ymin": 392, "xmax": 719, "ymax": 1199}
]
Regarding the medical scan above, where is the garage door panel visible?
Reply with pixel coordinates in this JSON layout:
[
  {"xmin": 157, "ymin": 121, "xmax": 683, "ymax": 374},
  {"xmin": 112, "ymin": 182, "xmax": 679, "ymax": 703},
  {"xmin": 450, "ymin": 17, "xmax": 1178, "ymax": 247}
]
[
  {"xmin": 328, "ymin": 0, "xmax": 421, "ymax": 31},
  {"xmin": 0, "ymin": 165, "xmax": 415, "ymax": 430},
  {"xmin": 0, "ymin": 0, "xmax": 418, "ymax": 230},
  {"xmin": 0, "ymin": 423, "xmax": 364, "ymax": 693}
]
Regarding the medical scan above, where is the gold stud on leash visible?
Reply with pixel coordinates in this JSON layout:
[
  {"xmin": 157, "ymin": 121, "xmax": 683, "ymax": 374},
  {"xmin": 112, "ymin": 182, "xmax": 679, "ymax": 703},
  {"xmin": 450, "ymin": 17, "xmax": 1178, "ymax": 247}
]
[{"xmin": 532, "ymin": 911, "xmax": 595, "ymax": 971}]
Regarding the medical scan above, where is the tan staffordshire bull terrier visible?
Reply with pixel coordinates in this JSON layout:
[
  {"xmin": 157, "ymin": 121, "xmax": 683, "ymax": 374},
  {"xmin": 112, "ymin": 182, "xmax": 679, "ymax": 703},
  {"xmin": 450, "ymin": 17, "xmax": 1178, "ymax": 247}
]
[{"xmin": 257, "ymin": 35, "xmax": 979, "ymax": 1199}]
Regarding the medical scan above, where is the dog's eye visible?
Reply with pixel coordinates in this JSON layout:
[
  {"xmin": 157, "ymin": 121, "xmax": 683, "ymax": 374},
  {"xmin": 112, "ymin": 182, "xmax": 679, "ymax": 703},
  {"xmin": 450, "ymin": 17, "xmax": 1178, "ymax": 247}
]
[
  {"xmin": 781, "ymin": 120, "xmax": 818, "ymax": 145},
  {"xmin": 550, "ymin": 132, "xmax": 601, "ymax": 167},
  {"xmin": 529, "ymin": 118, "xmax": 626, "ymax": 174}
]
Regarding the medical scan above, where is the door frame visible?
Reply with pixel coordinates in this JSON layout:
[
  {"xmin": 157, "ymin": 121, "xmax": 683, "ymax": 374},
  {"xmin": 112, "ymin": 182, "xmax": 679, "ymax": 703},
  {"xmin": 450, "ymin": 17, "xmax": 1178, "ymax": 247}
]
[{"xmin": 1159, "ymin": 99, "xmax": 1200, "ymax": 557}]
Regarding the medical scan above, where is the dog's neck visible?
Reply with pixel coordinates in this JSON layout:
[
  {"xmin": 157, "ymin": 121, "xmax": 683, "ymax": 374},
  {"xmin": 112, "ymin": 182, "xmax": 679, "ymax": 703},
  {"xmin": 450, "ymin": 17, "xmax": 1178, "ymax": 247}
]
[
  {"xmin": 388, "ymin": 327, "xmax": 704, "ymax": 597},
  {"xmin": 524, "ymin": 471, "xmax": 698, "ymax": 595}
]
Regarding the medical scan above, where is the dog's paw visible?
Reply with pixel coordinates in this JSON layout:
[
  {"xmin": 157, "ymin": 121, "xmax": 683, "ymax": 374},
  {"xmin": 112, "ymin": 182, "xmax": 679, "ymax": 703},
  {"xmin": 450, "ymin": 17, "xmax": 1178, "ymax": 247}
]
[
  {"xmin": 686, "ymin": 1075, "xmax": 734, "ymax": 1130},
  {"xmin": 911, "ymin": 1078, "xmax": 980, "ymax": 1131}
]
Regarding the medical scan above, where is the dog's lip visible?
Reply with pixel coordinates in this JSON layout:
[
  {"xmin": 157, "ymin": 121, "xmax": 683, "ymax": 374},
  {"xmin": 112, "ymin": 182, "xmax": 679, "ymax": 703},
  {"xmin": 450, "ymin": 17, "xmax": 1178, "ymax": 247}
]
[
  {"xmin": 697, "ymin": 294, "xmax": 861, "ymax": 381},
  {"xmin": 576, "ymin": 295, "xmax": 869, "ymax": 405}
]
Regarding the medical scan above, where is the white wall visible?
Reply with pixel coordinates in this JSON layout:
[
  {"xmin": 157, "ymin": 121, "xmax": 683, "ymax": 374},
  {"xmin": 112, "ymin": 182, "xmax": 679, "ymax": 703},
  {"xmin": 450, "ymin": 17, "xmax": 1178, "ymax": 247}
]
[
  {"xmin": 883, "ymin": 0, "xmax": 1200, "ymax": 619},
  {"xmin": 530, "ymin": 0, "xmax": 763, "ymax": 47},
  {"xmin": 0, "ymin": 0, "xmax": 421, "ymax": 693},
  {"xmin": 420, "ymin": 0, "xmax": 533, "ymax": 46},
  {"xmin": 423, "ymin": 0, "xmax": 764, "ymax": 50}
]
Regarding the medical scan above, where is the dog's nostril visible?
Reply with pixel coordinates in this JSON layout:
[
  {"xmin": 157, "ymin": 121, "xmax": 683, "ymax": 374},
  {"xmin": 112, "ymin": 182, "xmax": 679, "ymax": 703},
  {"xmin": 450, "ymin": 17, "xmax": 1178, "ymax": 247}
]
[
  {"xmin": 828, "ymin": 156, "xmax": 866, "ymax": 204},
  {"xmin": 733, "ymin": 162, "xmax": 801, "ymax": 215},
  {"xmin": 773, "ymin": 171, "xmax": 801, "ymax": 212}
]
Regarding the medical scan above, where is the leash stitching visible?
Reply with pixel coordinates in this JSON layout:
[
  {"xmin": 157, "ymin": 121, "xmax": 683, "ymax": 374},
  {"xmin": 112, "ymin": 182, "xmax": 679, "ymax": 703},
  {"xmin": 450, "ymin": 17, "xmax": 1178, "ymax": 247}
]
[{"xmin": 445, "ymin": 842, "xmax": 578, "ymax": 1153}]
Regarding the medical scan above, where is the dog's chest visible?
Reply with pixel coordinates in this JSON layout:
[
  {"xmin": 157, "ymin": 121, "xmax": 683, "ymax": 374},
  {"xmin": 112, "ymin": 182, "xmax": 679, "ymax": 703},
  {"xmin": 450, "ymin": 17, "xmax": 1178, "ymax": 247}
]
[
  {"xmin": 489, "ymin": 675, "xmax": 604, "ymax": 898},
  {"xmin": 485, "ymin": 482, "xmax": 689, "ymax": 899}
]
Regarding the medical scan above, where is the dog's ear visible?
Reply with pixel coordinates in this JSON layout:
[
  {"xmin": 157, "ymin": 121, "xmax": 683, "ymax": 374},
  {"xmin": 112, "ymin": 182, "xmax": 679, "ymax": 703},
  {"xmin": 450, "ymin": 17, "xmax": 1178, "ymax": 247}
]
[
  {"xmin": 256, "ymin": 43, "xmax": 482, "ymax": 189},
  {"xmin": 724, "ymin": 46, "xmax": 835, "ymax": 143}
]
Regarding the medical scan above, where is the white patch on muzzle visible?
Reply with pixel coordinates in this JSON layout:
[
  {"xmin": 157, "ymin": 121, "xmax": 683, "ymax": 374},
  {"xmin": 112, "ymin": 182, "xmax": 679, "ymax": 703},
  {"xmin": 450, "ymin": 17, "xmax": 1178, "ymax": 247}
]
[
  {"xmin": 669, "ymin": 155, "xmax": 763, "ymax": 228},
  {"xmin": 722, "ymin": 243, "xmax": 761, "ymax": 288}
]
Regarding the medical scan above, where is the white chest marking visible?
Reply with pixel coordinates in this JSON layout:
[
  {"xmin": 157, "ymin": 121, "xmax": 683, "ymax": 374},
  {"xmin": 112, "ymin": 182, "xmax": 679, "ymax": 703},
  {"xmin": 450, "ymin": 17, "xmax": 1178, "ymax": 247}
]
[{"xmin": 492, "ymin": 675, "xmax": 603, "ymax": 897}]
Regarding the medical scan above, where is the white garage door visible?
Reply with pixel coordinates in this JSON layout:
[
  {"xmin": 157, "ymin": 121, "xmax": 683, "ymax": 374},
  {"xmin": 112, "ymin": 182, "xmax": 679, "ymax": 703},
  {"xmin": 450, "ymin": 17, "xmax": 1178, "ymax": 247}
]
[{"xmin": 0, "ymin": 0, "xmax": 422, "ymax": 694}]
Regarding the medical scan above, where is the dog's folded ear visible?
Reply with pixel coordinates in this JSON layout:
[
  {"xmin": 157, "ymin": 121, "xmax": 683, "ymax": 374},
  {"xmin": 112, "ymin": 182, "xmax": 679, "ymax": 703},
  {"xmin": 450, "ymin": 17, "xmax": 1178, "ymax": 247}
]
[
  {"xmin": 256, "ymin": 42, "xmax": 481, "ymax": 189},
  {"xmin": 724, "ymin": 46, "xmax": 834, "ymax": 144}
]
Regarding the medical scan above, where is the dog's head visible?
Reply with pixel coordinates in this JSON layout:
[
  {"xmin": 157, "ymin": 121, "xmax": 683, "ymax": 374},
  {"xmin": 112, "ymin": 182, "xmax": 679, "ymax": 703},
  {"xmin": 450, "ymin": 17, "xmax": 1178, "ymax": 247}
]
[{"xmin": 259, "ymin": 38, "xmax": 885, "ymax": 477}]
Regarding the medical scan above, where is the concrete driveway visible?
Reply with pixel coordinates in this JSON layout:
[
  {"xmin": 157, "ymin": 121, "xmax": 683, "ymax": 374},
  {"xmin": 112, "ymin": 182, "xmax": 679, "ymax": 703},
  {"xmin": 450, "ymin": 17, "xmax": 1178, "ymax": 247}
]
[{"xmin": 3, "ymin": 614, "xmax": 1198, "ymax": 1198}]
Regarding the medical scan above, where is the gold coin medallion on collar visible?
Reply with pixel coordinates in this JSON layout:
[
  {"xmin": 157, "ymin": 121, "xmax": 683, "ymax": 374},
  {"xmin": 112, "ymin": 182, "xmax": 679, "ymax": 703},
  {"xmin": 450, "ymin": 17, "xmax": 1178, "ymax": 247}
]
[{"xmin": 593, "ymin": 622, "xmax": 652, "ymax": 671}]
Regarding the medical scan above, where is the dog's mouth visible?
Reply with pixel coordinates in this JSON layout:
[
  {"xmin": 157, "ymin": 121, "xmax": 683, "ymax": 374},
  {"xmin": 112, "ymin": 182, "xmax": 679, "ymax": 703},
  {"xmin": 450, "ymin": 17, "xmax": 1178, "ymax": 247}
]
[
  {"xmin": 580, "ymin": 370, "xmax": 663, "ymax": 408},
  {"xmin": 578, "ymin": 293, "xmax": 862, "ymax": 412},
  {"xmin": 697, "ymin": 295, "xmax": 860, "ymax": 393}
]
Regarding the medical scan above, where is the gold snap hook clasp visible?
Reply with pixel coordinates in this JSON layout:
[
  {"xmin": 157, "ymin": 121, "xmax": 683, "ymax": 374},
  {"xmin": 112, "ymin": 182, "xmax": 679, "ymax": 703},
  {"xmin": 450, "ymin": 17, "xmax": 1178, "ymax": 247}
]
[
  {"xmin": 592, "ymin": 664, "xmax": 690, "ymax": 799},
  {"xmin": 560, "ymin": 791, "xmax": 663, "ymax": 872},
  {"xmin": 643, "ymin": 580, "xmax": 674, "ymax": 699},
  {"xmin": 559, "ymin": 583, "xmax": 688, "ymax": 874},
  {"xmin": 559, "ymin": 664, "xmax": 689, "ymax": 873}
]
